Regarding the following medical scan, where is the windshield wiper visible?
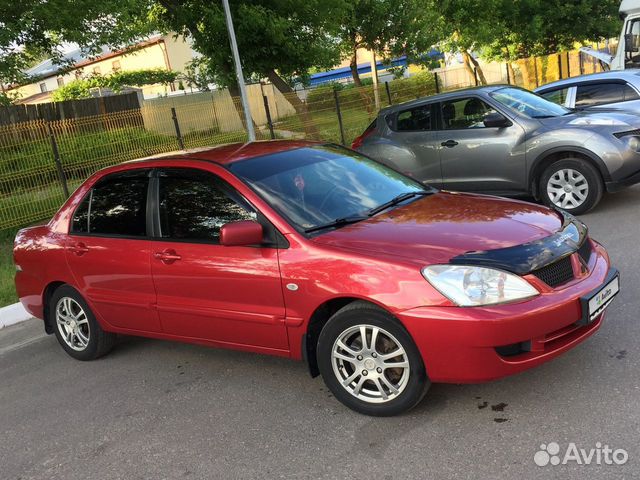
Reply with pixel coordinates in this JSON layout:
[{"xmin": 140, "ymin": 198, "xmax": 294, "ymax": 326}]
[
  {"xmin": 367, "ymin": 191, "xmax": 432, "ymax": 217},
  {"xmin": 305, "ymin": 216, "xmax": 368, "ymax": 234}
]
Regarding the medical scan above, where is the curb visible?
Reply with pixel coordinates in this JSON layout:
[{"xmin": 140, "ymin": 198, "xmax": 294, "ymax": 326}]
[{"xmin": 0, "ymin": 302, "xmax": 31, "ymax": 329}]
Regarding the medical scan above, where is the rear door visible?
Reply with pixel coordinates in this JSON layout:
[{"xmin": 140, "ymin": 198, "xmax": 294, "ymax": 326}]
[
  {"xmin": 437, "ymin": 95, "xmax": 527, "ymax": 193},
  {"xmin": 66, "ymin": 169, "xmax": 161, "ymax": 332},
  {"xmin": 380, "ymin": 103, "xmax": 442, "ymax": 186},
  {"xmin": 149, "ymin": 168, "xmax": 288, "ymax": 351}
]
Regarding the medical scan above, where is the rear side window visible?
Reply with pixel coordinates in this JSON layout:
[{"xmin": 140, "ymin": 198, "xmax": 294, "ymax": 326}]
[
  {"xmin": 539, "ymin": 87, "xmax": 570, "ymax": 106},
  {"xmin": 395, "ymin": 105, "xmax": 432, "ymax": 131},
  {"xmin": 71, "ymin": 170, "xmax": 149, "ymax": 237},
  {"xmin": 158, "ymin": 170, "xmax": 256, "ymax": 242},
  {"xmin": 575, "ymin": 82, "xmax": 639, "ymax": 107}
]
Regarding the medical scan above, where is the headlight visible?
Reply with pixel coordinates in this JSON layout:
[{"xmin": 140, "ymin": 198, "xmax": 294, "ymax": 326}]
[
  {"xmin": 569, "ymin": 117, "xmax": 628, "ymax": 126},
  {"xmin": 422, "ymin": 265, "xmax": 539, "ymax": 307}
]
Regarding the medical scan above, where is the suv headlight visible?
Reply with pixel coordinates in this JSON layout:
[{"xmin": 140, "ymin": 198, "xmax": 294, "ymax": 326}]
[
  {"xmin": 569, "ymin": 117, "xmax": 628, "ymax": 126},
  {"xmin": 422, "ymin": 265, "xmax": 539, "ymax": 307}
]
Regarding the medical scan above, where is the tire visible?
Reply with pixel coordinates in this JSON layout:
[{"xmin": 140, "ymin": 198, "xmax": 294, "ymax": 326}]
[
  {"xmin": 317, "ymin": 301, "xmax": 429, "ymax": 416},
  {"xmin": 539, "ymin": 158, "xmax": 603, "ymax": 215},
  {"xmin": 50, "ymin": 285, "xmax": 116, "ymax": 361}
]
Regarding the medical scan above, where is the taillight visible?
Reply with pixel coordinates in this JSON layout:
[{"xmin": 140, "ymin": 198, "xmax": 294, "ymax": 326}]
[{"xmin": 351, "ymin": 119, "xmax": 377, "ymax": 149}]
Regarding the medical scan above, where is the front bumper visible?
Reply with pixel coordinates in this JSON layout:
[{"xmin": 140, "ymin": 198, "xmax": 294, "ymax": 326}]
[
  {"xmin": 398, "ymin": 241, "xmax": 614, "ymax": 383},
  {"xmin": 605, "ymin": 167, "xmax": 640, "ymax": 192}
]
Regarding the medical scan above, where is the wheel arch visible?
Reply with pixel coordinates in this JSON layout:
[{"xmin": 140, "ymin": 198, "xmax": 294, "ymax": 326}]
[
  {"xmin": 42, "ymin": 281, "xmax": 66, "ymax": 334},
  {"xmin": 302, "ymin": 296, "xmax": 394, "ymax": 378},
  {"xmin": 529, "ymin": 147, "xmax": 609, "ymax": 198}
]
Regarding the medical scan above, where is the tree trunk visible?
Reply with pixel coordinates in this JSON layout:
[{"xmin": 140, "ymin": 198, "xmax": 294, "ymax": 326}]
[
  {"xmin": 507, "ymin": 62, "xmax": 516, "ymax": 84},
  {"xmin": 467, "ymin": 53, "xmax": 488, "ymax": 85},
  {"xmin": 350, "ymin": 50, "xmax": 362, "ymax": 87},
  {"xmin": 267, "ymin": 69, "xmax": 319, "ymax": 138},
  {"xmin": 461, "ymin": 51, "xmax": 478, "ymax": 85}
]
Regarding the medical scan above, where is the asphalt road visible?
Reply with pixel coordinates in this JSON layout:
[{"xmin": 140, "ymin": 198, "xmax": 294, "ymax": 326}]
[{"xmin": 2, "ymin": 187, "xmax": 640, "ymax": 480}]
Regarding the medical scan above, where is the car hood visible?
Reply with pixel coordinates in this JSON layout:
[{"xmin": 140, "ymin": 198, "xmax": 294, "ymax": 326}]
[
  {"xmin": 311, "ymin": 192, "xmax": 564, "ymax": 265},
  {"xmin": 536, "ymin": 108, "xmax": 640, "ymax": 130}
]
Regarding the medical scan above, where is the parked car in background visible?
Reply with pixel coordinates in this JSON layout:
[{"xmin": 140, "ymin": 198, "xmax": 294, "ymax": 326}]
[
  {"xmin": 13, "ymin": 141, "xmax": 619, "ymax": 416},
  {"xmin": 535, "ymin": 70, "xmax": 640, "ymax": 114},
  {"xmin": 353, "ymin": 86, "xmax": 640, "ymax": 214}
]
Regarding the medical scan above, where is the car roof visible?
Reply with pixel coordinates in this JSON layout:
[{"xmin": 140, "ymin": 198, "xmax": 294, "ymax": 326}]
[
  {"xmin": 535, "ymin": 69, "xmax": 640, "ymax": 92},
  {"xmin": 124, "ymin": 139, "xmax": 322, "ymax": 167},
  {"xmin": 379, "ymin": 84, "xmax": 509, "ymax": 115}
]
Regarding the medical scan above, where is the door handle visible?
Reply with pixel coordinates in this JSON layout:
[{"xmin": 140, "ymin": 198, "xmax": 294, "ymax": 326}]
[
  {"xmin": 68, "ymin": 242, "xmax": 89, "ymax": 256},
  {"xmin": 441, "ymin": 139, "xmax": 459, "ymax": 148},
  {"xmin": 153, "ymin": 249, "xmax": 181, "ymax": 264}
]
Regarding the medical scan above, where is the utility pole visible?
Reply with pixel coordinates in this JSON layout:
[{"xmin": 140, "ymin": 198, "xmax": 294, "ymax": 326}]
[
  {"xmin": 222, "ymin": 0, "xmax": 255, "ymax": 141},
  {"xmin": 370, "ymin": 50, "xmax": 380, "ymax": 111}
]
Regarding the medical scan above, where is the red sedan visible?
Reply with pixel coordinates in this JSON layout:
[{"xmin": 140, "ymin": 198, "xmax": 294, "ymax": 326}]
[{"xmin": 14, "ymin": 141, "xmax": 619, "ymax": 416}]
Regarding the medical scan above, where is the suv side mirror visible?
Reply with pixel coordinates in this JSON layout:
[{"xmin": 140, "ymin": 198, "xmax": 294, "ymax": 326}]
[
  {"xmin": 625, "ymin": 33, "xmax": 636, "ymax": 53},
  {"xmin": 483, "ymin": 112, "xmax": 511, "ymax": 128},
  {"xmin": 220, "ymin": 220, "xmax": 263, "ymax": 246}
]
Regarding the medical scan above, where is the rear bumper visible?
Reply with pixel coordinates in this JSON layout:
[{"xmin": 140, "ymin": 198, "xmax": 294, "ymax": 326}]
[{"xmin": 397, "ymin": 242, "xmax": 614, "ymax": 383}]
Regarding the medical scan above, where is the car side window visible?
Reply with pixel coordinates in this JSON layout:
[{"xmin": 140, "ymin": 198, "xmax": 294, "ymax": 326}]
[
  {"xmin": 395, "ymin": 105, "xmax": 432, "ymax": 131},
  {"xmin": 71, "ymin": 170, "xmax": 149, "ymax": 237},
  {"xmin": 440, "ymin": 97, "xmax": 496, "ymax": 130},
  {"xmin": 575, "ymin": 82, "xmax": 638, "ymax": 107},
  {"xmin": 540, "ymin": 87, "xmax": 570, "ymax": 106},
  {"xmin": 158, "ymin": 169, "xmax": 256, "ymax": 242}
]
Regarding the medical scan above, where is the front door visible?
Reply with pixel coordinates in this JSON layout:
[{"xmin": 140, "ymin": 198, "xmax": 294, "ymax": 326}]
[
  {"xmin": 150, "ymin": 168, "xmax": 288, "ymax": 351},
  {"xmin": 437, "ymin": 96, "xmax": 526, "ymax": 193},
  {"xmin": 65, "ymin": 169, "xmax": 161, "ymax": 332}
]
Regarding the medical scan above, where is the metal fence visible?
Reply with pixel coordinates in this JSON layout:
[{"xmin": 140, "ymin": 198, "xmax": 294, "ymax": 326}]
[{"xmin": 0, "ymin": 48, "xmax": 606, "ymax": 232}]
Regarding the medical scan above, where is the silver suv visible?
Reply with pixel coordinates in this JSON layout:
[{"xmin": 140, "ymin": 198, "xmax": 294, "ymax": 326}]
[{"xmin": 353, "ymin": 86, "xmax": 640, "ymax": 214}]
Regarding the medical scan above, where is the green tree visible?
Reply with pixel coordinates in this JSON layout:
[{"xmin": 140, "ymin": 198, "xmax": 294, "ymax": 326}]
[
  {"xmin": 482, "ymin": 0, "xmax": 620, "ymax": 81},
  {"xmin": 337, "ymin": 0, "xmax": 439, "ymax": 85},
  {"xmin": 0, "ymin": 0, "xmax": 156, "ymax": 88}
]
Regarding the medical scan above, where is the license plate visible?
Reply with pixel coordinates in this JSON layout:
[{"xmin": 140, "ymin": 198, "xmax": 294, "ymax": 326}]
[{"xmin": 583, "ymin": 273, "xmax": 619, "ymax": 324}]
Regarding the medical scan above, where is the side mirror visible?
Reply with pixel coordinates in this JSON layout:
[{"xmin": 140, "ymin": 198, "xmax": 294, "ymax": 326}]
[
  {"xmin": 483, "ymin": 112, "xmax": 511, "ymax": 128},
  {"xmin": 220, "ymin": 220, "xmax": 263, "ymax": 246},
  {"xmin": 625, "ymin": 33, "xmax": 636, "ymax": 53}
]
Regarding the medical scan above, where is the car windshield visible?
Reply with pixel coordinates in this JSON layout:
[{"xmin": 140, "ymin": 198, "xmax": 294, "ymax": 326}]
[
  {"xmin": 229, "ymin": 145, "xmax": 431, "ymax": 233},
  {"xmin": 490, "ymin": 87, "xmax": 570, "ymax": 118}
]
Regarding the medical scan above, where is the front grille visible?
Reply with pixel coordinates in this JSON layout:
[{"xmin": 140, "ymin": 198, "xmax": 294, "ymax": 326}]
[
  {"xmin": 614, "ymin": 128, "xmax": 640, "ymax": 138},
  {"xmin": 577, "ymin": 239, "xmax": 592, "ymax": 263},
  {"xmin": 532, "ymin": 256, "xmax": 574, "ymax": 288}
]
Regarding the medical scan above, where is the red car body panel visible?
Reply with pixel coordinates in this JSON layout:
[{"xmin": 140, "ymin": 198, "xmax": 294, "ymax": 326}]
[{"xmin": 13, "ymin": 141, "xmax": 615, "ymax": 382}]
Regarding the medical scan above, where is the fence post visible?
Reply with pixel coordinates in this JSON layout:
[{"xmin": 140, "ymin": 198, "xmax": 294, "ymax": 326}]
[
  {"xmin": 434, "ymin": 72, "xmax": 440, "ymax": 93},
  {"xmin": 533, "ymin": 58, "xmax": 539, "ymax": 87},
  {"xmin": 566, "ymin": 51, "xmax": 571, "ymax": 78},
  {"xmin": 385, "ymin": 81, "xmax": 392, "ymax": 105},
  {"xmin": 505, "ymin": 63, "xmax": 510, "ymax": 84},
  {"xmin": 262, "ymin": 95, "xmax": 276, "ymax": 139},
  {"xmin": 47, "ymin": 123, "xmax": 69, "ymax": 198},
  {"xmin": 333, "ymin": 88, "xmax": 346, "ymax": 146},
  {"xmin": 171, "ymin": 107, "xmax": 185, "ymax": 150},
  {"xmin": 579, "ymin": 52, "xmax": 584, "ymax": 75}
]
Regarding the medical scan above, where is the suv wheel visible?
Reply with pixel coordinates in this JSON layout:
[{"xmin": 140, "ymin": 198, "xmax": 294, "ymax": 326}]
[
  {"xmin": 50, "ymin": 285, "xmax": 116, "ymax": 360},
  {"xmin": 539, "ymin": 158, "xmax": 603, "ymax": 215},
  {"xmin": 317, "ymin": 301, "xmax": 429, "ymax": 416}
]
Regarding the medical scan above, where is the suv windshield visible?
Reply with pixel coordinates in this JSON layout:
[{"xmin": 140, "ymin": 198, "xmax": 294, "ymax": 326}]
[
  {"xmin": 229, "ymin": 145, "xmax": 431, "ymax": 233},
  {"xmin": 491, "ymin": 87, "xmax": 570, "ymax": 118}
]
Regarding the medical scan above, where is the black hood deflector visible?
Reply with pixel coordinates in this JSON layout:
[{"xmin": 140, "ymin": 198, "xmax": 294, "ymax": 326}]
[{"xmin": 449, "ymin": 210, "xmax": 587, "ymax": 275}]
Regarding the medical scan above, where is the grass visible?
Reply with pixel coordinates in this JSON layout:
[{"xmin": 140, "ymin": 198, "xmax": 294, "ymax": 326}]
[
  {"xmin": 0, "ymin": 228, "xmax": 17, "ymax": 307},
  {"xmin": 277, "ymin": 107, "xmax": 376, "ymax": 145}
]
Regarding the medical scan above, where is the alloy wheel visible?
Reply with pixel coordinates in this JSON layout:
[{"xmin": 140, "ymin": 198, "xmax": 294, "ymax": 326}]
[
  {"xmin": 55, "ymin": 297, "xmax": 90, "ymax": 351},
  {"xmin": 546, "ymin": 168, "xmax": 589, "ymax": 209},
  {"xmin": 331, "ymin": 324, "xmax": 410, "ymax": 404}
]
